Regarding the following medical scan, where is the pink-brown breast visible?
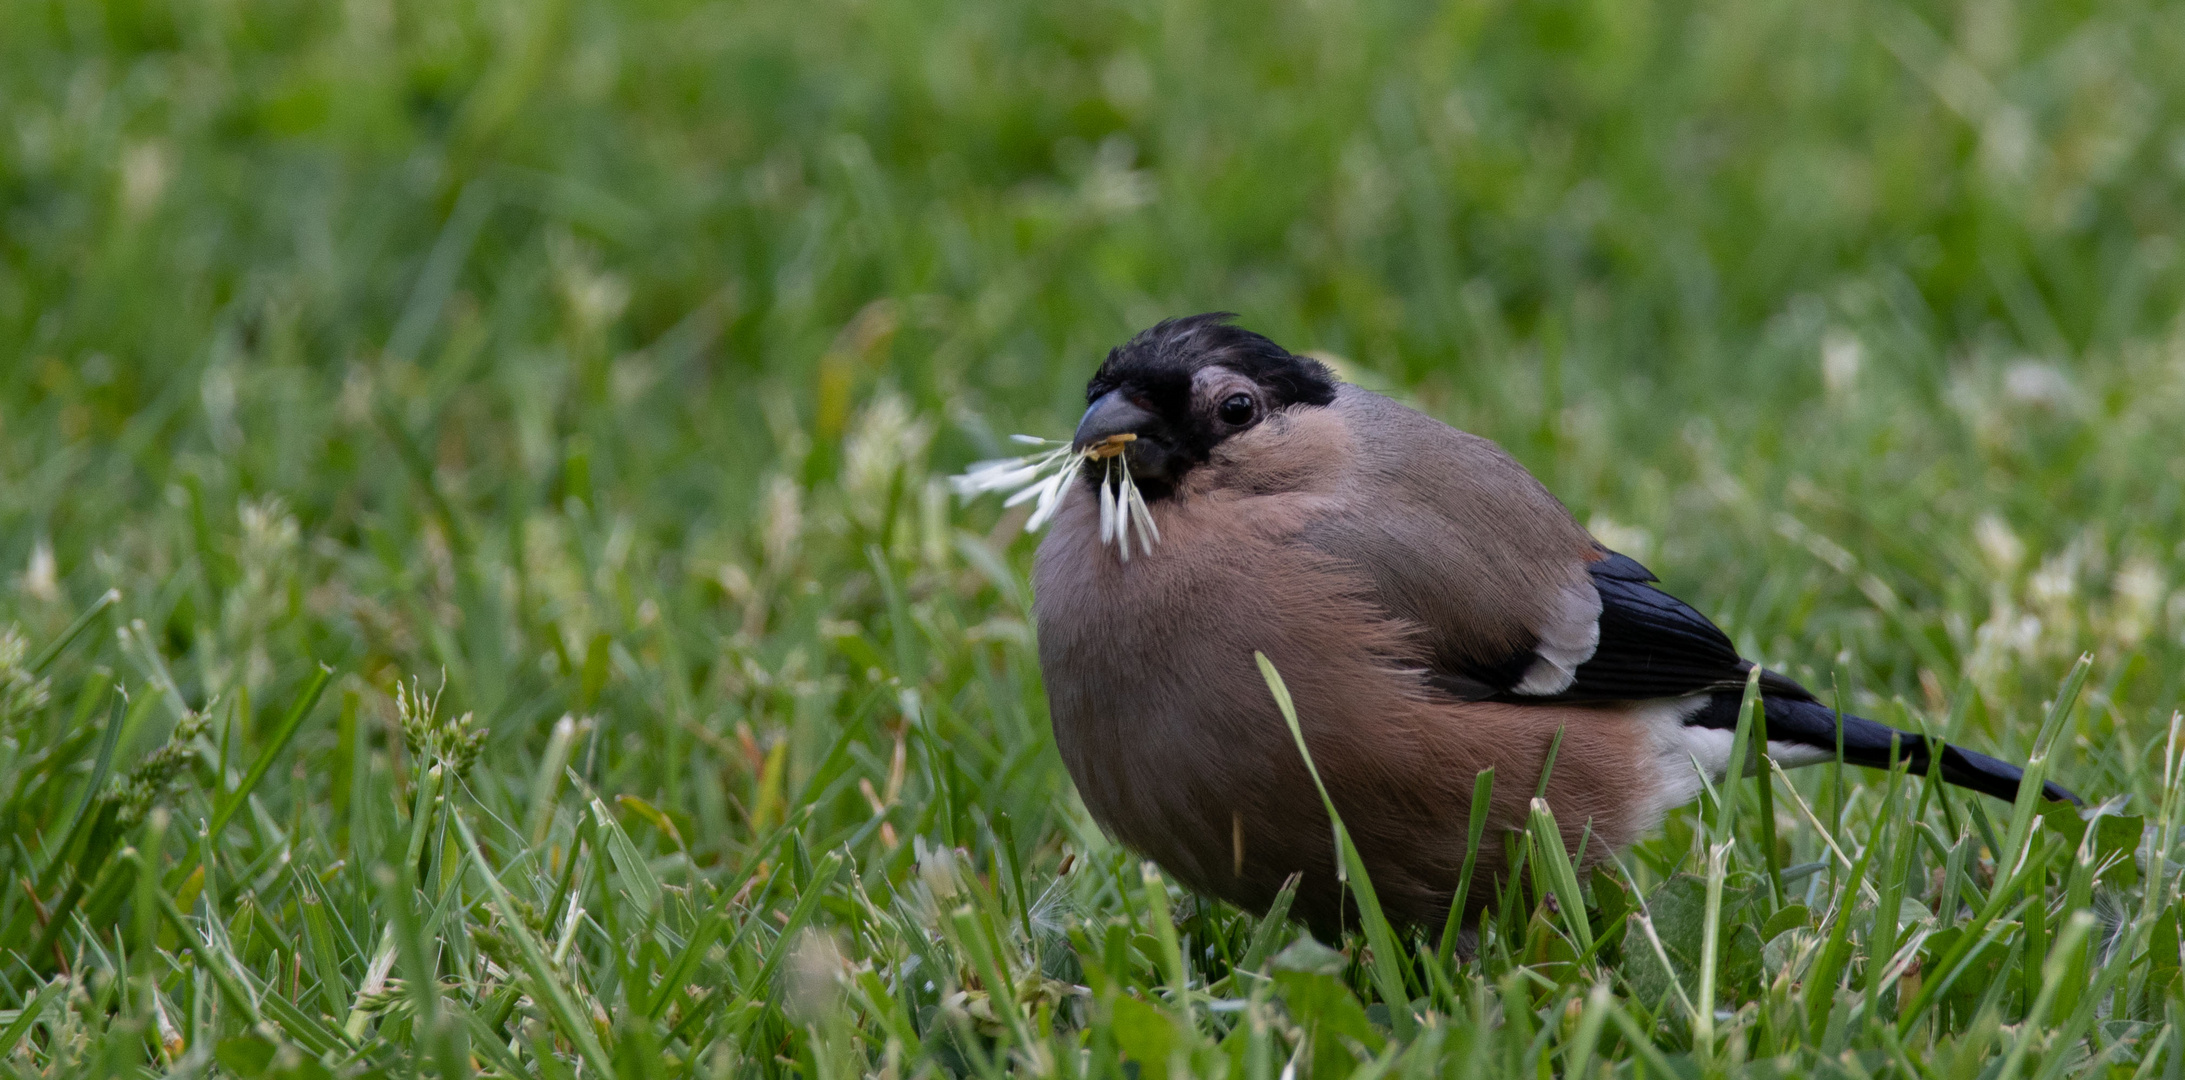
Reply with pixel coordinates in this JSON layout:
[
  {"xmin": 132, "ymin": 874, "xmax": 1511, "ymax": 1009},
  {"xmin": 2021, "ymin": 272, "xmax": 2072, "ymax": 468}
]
[{"xmin": 1032, "ymin": 451, "xmax": 1669, "ymax": 937}]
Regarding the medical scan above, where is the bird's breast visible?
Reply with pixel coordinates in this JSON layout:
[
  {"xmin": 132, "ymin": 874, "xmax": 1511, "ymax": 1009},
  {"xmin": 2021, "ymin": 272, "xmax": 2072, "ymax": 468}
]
[
  {"xmin": 1027, "ymin": 482, "xmax": 1672, "ymax": 934},
  {"xmin": 1029, "ymin": 484, "xmax": 1436, "ymax": 906}
]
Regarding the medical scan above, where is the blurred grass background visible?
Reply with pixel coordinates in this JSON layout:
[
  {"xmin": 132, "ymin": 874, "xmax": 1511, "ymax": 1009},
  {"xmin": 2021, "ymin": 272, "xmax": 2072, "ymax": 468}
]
[{"xmin": 4, "ymin": 0, "xmax": 2185, "ymax": 1074}]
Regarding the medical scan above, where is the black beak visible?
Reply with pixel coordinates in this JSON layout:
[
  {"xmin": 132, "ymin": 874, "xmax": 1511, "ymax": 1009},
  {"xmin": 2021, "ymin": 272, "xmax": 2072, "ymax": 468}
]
[{"xmin": 1072, "ymin": 390, "xmax": 1157, "ymax": 453}]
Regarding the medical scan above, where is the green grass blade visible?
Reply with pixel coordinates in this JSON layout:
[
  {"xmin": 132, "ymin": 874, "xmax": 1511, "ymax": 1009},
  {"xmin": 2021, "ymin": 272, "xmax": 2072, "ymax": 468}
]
[
  {"xmin": 1994, "ymin": 910, "xmax": 2095, "ymax": 1080},
  {"xmin": 53, "ymin": 692, "xmax": 130, "ymax": 874},
  {"xmin": 27, "ymin": 588, "xmax": 119, "ymax": 676},
  {"xmin": 1752, "ymin": 678, "xmax": 1783, "ymax": 912},
  {"xmin": 1999, "ymin": 656, "xmax": 2091, "ymax": 872},
  {"xmin": 742, "ymin": 849, "xmax": 846, "ymax": 1005},
  {"xmin": 589, "ymin": 795, "xmax": 663, "ymax": 917},
  {"xmin": 1256, "ymin": 651, "xmax": 1416, "ymax": 1038},
  {"xmin": 644, "ymin": 904, "xmax": 726, "ymax": 1020},
  {"xmin": 1717, "ymin": 666, "xmax": 1763, "ymax": 847},
  {"xmin": 451, "ymin": 810, "xmax": 616, "ymax": 1077},
  {"xmin": 1436, "ymin": 769, "xmax": 1496, "ymax": 969},
  {"xmin": 1693, "ymin": 839, "xmax": 1730, "ymax": 1055},
  {"xmin": 208, "ymin": 664, "xmax": 333, "ymax": 842},
  {"xmin": 1140, "ymin": 861, "xmax": 1190, "ymax": 1008},
  {"xmin": 1237, "ymin": 872, "xmax": 1301, "ymax": 974},
  {"xmin": 150, "ymin": 871, "xmax": 265, "ymax": 1029},
  {"xmin": 1561, "ymin": 981, "xmax": 1612, "ymax": 1080},
  {"xmin": 1864, "ymin": 752, "xmax": 1911, "ymax": 1017},
  {"xmin": 1807, "ymin": 816, "xmax": 1878, "ymax": 1042},
  {"xmin": 1525, "ymin": 798, "xmax": 1593, "ymax": 958},
  {"xmin": 0, "ymin": 977, "xmax": 67, "ymax": 1057},
  {"xmin": 1895, "ymin": 830, "xmax": 2058, "ymax": 1032}
]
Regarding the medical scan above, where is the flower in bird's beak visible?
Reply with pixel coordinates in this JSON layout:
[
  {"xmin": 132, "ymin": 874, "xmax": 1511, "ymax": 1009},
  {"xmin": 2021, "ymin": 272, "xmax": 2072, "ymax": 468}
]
[{"xmin": 950, "ymin": 434, "xmax": 1160, "ymax": 559}]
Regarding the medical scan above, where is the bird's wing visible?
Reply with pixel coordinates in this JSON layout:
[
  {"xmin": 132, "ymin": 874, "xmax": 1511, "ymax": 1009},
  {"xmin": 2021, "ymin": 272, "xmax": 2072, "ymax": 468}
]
[
  {"xmin": 1295, "ymin": 390, "xmax": 1605, "ymax": 694},
  {"xmin": 1297, "ymin": 388, "xmax": 2079, "ymax": 803},
  {"xmin": 1303, "ymin": 387, "xmax": 1758, "ymax": 704},
  {"xmin": 1397, "ymin": 544, "xmax": 1769, "ymax": 705},
  {"xmin": 1522, "ymin": 549, "xmax": 1760, "ymax": 702}
]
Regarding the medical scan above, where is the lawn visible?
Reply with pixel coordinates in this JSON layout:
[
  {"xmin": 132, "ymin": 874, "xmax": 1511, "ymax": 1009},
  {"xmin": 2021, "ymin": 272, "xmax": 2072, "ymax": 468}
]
[{"xmin": 3, "ymin": 0, "xmax": 2185, "ymax": 1075}]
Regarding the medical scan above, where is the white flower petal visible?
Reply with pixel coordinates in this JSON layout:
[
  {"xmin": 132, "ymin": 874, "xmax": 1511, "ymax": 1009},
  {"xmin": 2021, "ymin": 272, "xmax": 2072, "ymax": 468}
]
[
  {"xmin": 1039, "ymin": 470, "xmax": 1069, "ymax": 512},
  {"xmin": 1115, "ymin": 487, "xmax": 1131, "ymax": 560},
  {"xmin": 1128, "ymin": 479, "xmax": 1159, "ymax": 549},
  {"xmin": 1098, "ymin": 469, "xmax": 1118, "ymax": 546},
  {"xmin": 1000, "ymin": 478, "xmax": 1047, "ymax": 508},
  {"xmin": 952, "ymin": 435, "xmax": 1129, "ymax": 544},
  {"xmin": 1024, "ymin": 472, "xmax": 1072, "ymax": 532},
  {"xmin": 953, "ymin": 462, "xmax": 1043, "ymax": 497}
]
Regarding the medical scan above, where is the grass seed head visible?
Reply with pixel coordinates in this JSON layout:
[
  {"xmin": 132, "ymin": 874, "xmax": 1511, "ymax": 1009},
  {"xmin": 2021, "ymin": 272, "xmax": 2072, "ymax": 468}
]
[{"xmin": 396, "ymin": 677, "xmax": 488, "ymax": 776}]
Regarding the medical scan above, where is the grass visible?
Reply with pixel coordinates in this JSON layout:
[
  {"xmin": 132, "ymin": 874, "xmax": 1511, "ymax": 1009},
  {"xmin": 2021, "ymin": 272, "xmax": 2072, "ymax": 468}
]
[{"xmin": 3, "ymin": 0, "xmax": 2185, "ymax": 1074}]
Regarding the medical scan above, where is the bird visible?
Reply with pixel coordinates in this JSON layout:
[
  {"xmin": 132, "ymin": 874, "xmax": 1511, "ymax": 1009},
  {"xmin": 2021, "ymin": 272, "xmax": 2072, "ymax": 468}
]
[{"xmin": 1012, "ymin": 312, "xmax": 2078, "ymax": 941}]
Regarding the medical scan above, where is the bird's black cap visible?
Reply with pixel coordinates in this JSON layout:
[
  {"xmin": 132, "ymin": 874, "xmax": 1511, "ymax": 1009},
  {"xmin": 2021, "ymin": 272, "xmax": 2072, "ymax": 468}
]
[{"xmin": 1086, "ymin": 313, "xmax": 1338, "ymax": 410}]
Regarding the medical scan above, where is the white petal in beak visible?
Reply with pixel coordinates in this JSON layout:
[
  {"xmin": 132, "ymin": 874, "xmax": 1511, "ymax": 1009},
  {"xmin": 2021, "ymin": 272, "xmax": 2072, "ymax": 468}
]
[
  {"xmin": 947, "ymin": 432, "xmax": 1163, "ymax": 556},
  {"xmin": 1099, "ymin": 464, "xmax": 1119, "ymax": 546}
]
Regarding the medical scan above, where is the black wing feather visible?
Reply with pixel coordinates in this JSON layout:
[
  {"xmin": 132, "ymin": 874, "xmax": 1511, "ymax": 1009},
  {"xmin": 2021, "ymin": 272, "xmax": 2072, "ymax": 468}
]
[
  {"xmin": 1427, "ymin": 548, "xmax": 2081, "ymax": 803},
  {"xmin": 1455, "ymin": 549, "xmax": 1748, "ymax": 704}
]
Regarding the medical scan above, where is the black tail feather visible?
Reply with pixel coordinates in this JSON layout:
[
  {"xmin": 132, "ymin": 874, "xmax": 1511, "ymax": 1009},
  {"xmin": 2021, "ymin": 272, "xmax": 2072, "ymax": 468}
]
[{"xmin": 1695, "ymin": 690, "xmax": 2081, "ymax": 805}]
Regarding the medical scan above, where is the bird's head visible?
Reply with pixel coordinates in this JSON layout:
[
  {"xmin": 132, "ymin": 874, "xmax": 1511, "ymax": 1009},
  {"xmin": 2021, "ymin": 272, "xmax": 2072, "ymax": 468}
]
[{"xmin": 1072, "ymin": 313, "xmax": 1339, "ymax": 500}]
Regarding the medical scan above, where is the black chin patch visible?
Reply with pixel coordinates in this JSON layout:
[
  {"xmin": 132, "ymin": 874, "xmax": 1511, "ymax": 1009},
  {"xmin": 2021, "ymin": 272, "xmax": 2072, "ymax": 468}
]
[{"xmin": 1080, "ymin": 314, "xmax": 1340, "ymax": 498}]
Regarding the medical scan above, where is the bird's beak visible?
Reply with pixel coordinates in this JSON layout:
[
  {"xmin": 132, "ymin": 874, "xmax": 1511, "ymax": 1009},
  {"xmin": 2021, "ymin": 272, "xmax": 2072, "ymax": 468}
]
[{"xmin": 1072, "ymin": 390, "xmax": 1157, "ymax": 453}]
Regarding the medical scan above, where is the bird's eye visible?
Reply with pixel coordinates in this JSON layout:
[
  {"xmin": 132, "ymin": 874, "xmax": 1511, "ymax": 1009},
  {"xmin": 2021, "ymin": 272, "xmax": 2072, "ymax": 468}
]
[{"xmin": 1218, "ymin": 393, "xmax": 1255, "ymax": 425}]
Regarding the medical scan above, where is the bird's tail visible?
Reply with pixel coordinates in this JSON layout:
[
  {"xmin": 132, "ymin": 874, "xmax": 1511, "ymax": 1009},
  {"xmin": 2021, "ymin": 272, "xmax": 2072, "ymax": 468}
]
[{"xmin": 1703, "ymin": 689, "xmax": 2080, "ymax": 805}]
